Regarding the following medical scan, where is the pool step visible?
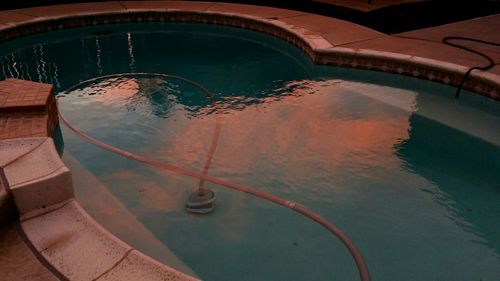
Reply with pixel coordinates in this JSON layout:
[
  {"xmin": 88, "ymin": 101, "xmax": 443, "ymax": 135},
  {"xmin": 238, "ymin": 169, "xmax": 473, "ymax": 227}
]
[
  {"xmin": 0, "ymin": 137, "xmax": 200, "ymax": 281},
  {"xmin": 21, "ymin": 200, "xmax": 198, "ymax": 281},
  {"xmin": 0, "ymin": 138, "xmax": 73, "ymax": 218},
  {"xmin": 0, "ymin": 78, "xmax": 59, "ymax": 141},
  {"xmin": 0, "ymin": 223, "xmax": 58, "ymax": 281},
  {"xmin": 62, "ymin": 151, "xmax": 198, "ymax": 277}
]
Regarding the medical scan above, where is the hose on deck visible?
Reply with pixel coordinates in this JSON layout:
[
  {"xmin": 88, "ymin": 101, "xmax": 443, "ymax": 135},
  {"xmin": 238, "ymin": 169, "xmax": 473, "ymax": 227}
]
[
  {"xmin": 442, "ymin": 36, "xmax": 500, "ymax": 98},
  {"xmin": 58, "ymin": 72, "xmax": 371, "ymax": 281}
]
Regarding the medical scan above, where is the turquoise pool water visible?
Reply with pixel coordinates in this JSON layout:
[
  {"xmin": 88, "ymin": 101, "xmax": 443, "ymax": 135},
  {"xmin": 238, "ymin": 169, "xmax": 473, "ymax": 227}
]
[{"xmin": 1, "ymin": 23, "xmax": 499, "ymax": 281}]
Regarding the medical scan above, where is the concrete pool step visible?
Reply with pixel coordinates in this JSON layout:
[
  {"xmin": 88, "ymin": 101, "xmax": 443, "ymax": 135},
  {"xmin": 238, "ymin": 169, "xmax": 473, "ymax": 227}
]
[
  {"xmin": 0, "ymin": 223, "xmax": 58, "ymax": 281},
  {"xmin": 0, "ymin": 137, "xmax": 200, "ymax": 281},
  {"xmin": 62, "ymin": 151, "xmax": 198, "ymax": 277},
  {"xmin": 21, "ymin": 199, "xmax": 198, "ymax": 281},
  {"xmin": 0, "ymin": 137, "xmax": 74, "ymax": 217}
]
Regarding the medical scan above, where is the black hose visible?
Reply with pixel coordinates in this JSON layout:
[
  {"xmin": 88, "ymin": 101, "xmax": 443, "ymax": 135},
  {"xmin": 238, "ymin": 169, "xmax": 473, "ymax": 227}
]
[{"xmin": 441, "ymin": 36, "xmax": 500, "ymax": 98}]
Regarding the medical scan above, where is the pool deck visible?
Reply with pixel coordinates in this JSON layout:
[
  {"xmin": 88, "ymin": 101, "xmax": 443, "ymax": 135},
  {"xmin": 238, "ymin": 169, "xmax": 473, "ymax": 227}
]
[
  {"xmin": 0, "ymin": 1, "xmax": 499, "ymax": 280},
  {"xmin": 311, "ymin": 0, "xmax": 425, "ymax": 12}
]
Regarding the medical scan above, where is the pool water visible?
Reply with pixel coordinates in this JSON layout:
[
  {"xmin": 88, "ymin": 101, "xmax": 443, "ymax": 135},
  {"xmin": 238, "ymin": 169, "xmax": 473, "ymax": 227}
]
[{"xmin": 1, "ymin": 23, "xmax": 499, "ymax": 281}]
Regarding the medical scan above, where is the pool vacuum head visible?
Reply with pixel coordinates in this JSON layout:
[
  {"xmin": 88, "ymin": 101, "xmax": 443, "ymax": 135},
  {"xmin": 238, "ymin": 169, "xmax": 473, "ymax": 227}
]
[{"xmin": 186, "ymin": 189, "xmax": 216, "ymax": 214}]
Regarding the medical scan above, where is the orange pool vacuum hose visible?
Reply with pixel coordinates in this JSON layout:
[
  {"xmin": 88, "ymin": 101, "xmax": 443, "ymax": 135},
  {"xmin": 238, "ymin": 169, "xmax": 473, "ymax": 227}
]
[{"xmin": 58, "ymin": 73, "xmax": 371, "ymax": 281}]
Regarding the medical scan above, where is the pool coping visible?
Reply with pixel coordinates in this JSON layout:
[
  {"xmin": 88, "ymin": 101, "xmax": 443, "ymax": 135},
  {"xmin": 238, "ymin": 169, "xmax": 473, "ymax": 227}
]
[{"xmin": 0, "ymin": 1, "xmax": 499, "ymax": 280}]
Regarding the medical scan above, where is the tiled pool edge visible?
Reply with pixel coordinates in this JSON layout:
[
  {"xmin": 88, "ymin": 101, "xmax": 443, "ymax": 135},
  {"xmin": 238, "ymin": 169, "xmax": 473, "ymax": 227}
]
[
  {"xmin": 0, "ymin": 7, "xmax": 499, "ymax": 101},
  {"xmin": 0, "ymin": 137, "xmax": 199, "ymax": 281}
]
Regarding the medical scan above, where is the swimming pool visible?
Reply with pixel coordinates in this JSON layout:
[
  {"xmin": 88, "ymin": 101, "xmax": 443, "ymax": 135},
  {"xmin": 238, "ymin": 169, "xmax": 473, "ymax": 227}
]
[{"xmin": 1, "ymin": 22, "xmax": 499, "ymax": 281}]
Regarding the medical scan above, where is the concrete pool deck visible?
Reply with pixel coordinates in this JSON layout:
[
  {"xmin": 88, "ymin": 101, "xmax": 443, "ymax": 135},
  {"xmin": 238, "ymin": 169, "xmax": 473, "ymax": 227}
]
[
  {"xmin": 0, "ymin": 1, "xmax": 499, "ymax": 280},
  {"xmin": 311, "ymin": 0, "xmax": 425, "ymax": 12}
]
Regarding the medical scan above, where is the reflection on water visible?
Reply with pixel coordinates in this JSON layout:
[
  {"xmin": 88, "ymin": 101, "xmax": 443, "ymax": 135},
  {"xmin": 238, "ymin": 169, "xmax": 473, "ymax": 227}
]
[
  {"xmin": 127, "ymin": 33, "xmax": 136, "ymax": 72},
  {"xmin": 66, "ymin": 77, "xmax": 139, "ymax": 106},
  {"xmin": 95, "ymin": 37, "xmax": 102, "ymax": 76},
  {"xmin": 61, "ymin": 76, "xmax": 213, "ymax": 119},
  {"xmin": 1, "ymin": 22, "xmax": 499, "ymax": 281},
  {"xmin": 60, "ymin": 75, "xmax": 500, "ymax": 281},
  {"xmin": 395, "ymin": 94, "xmax": 500, "ymax": 257},
  {"xmin": 0, "ymin": 23, "xmax": 313, "ymax": 93}
]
